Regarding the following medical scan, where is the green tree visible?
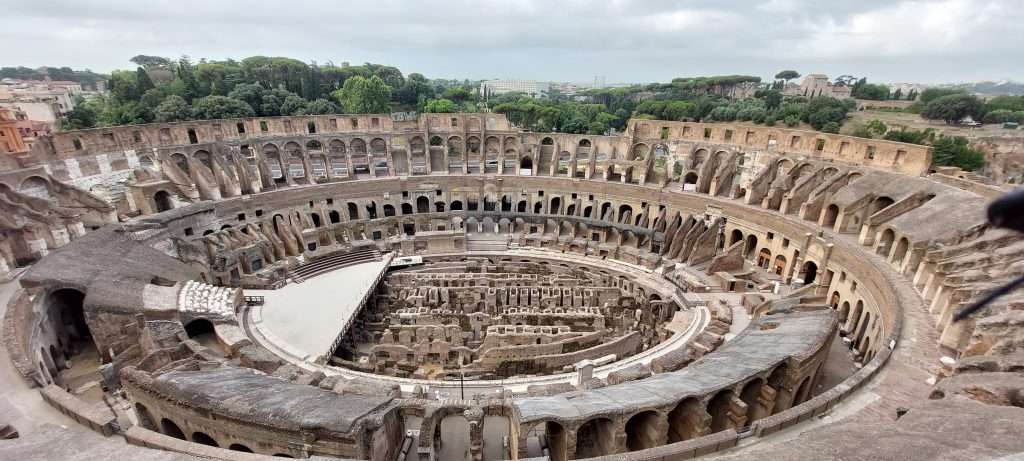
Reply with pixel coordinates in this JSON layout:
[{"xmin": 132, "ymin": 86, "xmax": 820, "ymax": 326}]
[
  {"xmin": 61, "ymin": 96, "xmax": 99, "ymax": 130},
  {"xmin": 821, "ymin": 121, "xmax": 840, "ymax": 133},
  {"xmin": 852, "ymin": 83, "xmax": 890, "ymax": 100},
  {"xmin": 280, "ymin": 94, "xmax": 309, "ymax": 115},
  {"xmin": 298, "ymin": 98, "xmax": 341, "ymax": 115},
  {"xmin": 919, "ymin": 88, "xmax": 966, "ymax": 104},
  {"xmin": 332, "ymin": 75, "xmax": 392, "ymax": 113},
  {"xmin": 135, "ymin": 67, "xmax": 155, "ymax": 94},
  {"xmin": 190, "ymin": 96, "xmax": 255, "ymax": 119},
  {"xmin": 397, "ymin": 73, "xmax": 434, "ymax": 106},
  {"xmin": 422, "ymin": 98, "xmax": 458, "ymax": 113},
  {"xmin": 932, "ymin": 136, "xmax": 985, "ymax": 171},
  {"xmin": 921, "ymin": 94, "xmax": 984, "ymax": 124},
  {"xmin": 866, "ymin": 119, "xmax": 888, "ymax": 137},
  {"xmin": 154, "ymin": 95, "xmax": 191, "ymax": 122},
  {"xmin": 130, "ymin": 55, "xmax": 171, "ymax": 69},
  {"xmin": 774, "ymin": 70, "xmax": 800, "ymax": 85}
]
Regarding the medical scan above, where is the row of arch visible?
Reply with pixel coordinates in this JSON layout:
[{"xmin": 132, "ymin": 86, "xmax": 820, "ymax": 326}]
[
  {"xmin": 526, "ymin": 361, "xmax": 819, "ymax": 460},
  {"xmin": 134, "ymin": 403, "xmax": 294, "ymax": 457}
]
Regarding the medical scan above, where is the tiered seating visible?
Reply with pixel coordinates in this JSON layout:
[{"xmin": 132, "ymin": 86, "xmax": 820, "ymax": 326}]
[{"xmin": 290, "ymin": 246, "xmax": 380, "ymax": 282}]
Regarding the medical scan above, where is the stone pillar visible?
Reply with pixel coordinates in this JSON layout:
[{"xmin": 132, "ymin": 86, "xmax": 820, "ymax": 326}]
[{"xmin": 50, "ymin": 226, "xmax": 70, "ymax": 247}]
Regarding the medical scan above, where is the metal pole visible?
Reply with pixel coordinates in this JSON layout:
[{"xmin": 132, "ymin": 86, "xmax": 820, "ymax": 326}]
[{"xmin": 460, "ymin": 367, "xmax": 465, "ymax": 401}]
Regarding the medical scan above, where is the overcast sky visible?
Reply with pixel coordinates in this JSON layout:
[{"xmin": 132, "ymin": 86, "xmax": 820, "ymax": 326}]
[{"xmin": 2, "ymin": 0, "xmax": 1021, "ymax": 84}]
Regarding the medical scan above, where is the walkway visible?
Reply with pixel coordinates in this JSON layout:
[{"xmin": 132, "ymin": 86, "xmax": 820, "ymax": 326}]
[{"xmin": 0, "ymin": 277, "xmax": 194, "ymax": 461}]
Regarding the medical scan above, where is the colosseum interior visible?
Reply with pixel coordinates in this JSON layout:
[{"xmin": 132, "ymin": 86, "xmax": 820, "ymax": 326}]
[{"xmin": 1, "ymin": 112, "xmax": 1023, "ymax": 461}]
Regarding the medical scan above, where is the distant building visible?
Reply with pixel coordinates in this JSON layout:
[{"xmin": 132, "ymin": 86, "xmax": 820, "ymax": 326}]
[
  {"xmin": 480, "ymin": 79, "xmax": 551, "ymax": 99},
  {"xmin": 0, "ymin": 78, "xmax": 80, "ymax": 125},
  {"xmin": 0, "ymin": 107, "xmax": 30, "ymax": 155},
  {"xmin": 785, "ymin": 74, "xmax": 852, "ymax": 100}
]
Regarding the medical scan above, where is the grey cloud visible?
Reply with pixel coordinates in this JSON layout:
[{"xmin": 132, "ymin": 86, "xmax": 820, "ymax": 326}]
[{"xmin": 0, "ymin": 0, "xmax": 1021, "ymax": 83}]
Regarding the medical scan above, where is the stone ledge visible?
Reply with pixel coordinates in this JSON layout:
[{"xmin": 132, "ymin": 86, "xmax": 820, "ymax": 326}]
[
  {"xmin": 39, "ymin": 385, "xmax": 117, "ymax": 437},
  {"xmin": 124, "ymin": 426, "xmax": 347, "ymax": 460},
  {"xmin": 574, "ymin": 429, "xmax": 739, "ymax": 460}
]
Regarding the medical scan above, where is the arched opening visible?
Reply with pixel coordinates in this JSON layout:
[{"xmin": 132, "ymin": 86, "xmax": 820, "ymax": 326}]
[
  {"xmin": 838, "ymin": 301, "xmax": 851, "ymax": 324},
  {"xmin": 740, "ymin": 378, "xmax": 766, "ymax": 424},
  {"xmin": 893, "ymin": 237, "xmax": 910, "ymax": 265},
  {"xmin": 707, "ymin": 389, "xmax": 736, "ymax": 432},
  {"xmin": 683, "ymin": 172, "xmax": 698, "ymax": 185},
  {"xmin": 482, "ymin": 415, "xmax": 512, "ymax": 461},
  {"xmin": 451, "ymin": 200, "xmax": 464, "ymax": 211},
  {"xmin": 347, "ymin": 203, "xmax": 359, "ymax": 220},
  {"xmin": 436, "ymin": 202, "xmax": 446, "ymax": 212},
  {"xmin": 184, "ymin": 318, "xmax": 215, "ymax": 338},
  {"xmin": 773, "ymin": 255, "xmax": 787, "ymax": 276},
  {"xmin": 517, "ymin": 201, "xmax": 527, "ymax": 213},
  {"xmin": 329, "ymin": 210, "xmax": 340, "ymax": 224},
  {"xmin": 229, "ymin": 444, "xmax": 253, "ymax": 453},
  {"xmin": 160, "ymin": 418, "xmax": 186, "ymax": 440},
  {"xmin": 625, "ymin": 411, "xmax": 662, "ymax": 451},
  {"xmin": 667, "ymin": 398, "xmax": 704, "ymax": 443},
  {"xmin": 549, "ymin": 197, "xmax": 562, "ymax": 215},
  {"xmin": 823, "ymin": 204, "xmax": 839, "ymax": 228},
  {"xmin": 134, "ymin": 403, "xmax": 156, "ymax": 430},
  {"xmin": 729, "ymin": 229, "xmax": 743, "ymax": 246},
  {"xmin": 869, "ymin": 196, "xmax": 894, "ymax": 215},
  {"xmin": 48, "ymin": 289, "xmax": 93, "ymax": 365},
  {"xmin": 192, "ymin": 432, "xmax": 219, "ymax": 447},
  {"xmin": 518, "ymin": 155, "xmax": 533, "ymax": 176},
  {"xmin": 383, "ymin": 204, "xmax": 396, "ymax": 217},
  {"xmin": 437, "ymin": 414, "xmax": 472, "ymax": 461},
  {"xmin": 800, "ymin": 260, "xmax": 818, "ymax": 285},
  {"xmin": 877, "ymin": 229, "xmax": 896, "ymax": 257},
  {"xmin": 311, "ymin": 213, "xmax": 322, "ymax": 227},
  {"xmin": 402, "ymin": 203, "xmax": 414, "ymax": 215},
  {"xmin": 793, "ymin": 376, "xmax": 812, "ymax": 405},
  {"xmin": 154, "ymin": 190, "xmax": 173, "ymax": 212},
  {"xmin": 533, "ymin": 421, "xmax": 567, "ymax": 461},
  {"xmin": 744, "ymin": 235, "xmax": 758, "ymax": 259},
  {"xmin": 855, "ymin": 311, "xmax": 872, "ymax": 350},
  {"xmin": 849, "ymin": 300, "xmax": 864, "ymax": 333},
  {"xmin": 574, "ymin": 418, "xmax": 615, "ymax": 458},
  {"xmin": 767, "ymin": 363, "xmax": 790, "ymax": 414},
  {"xmin": 757, "ymin": 248, "xmax": 772, "ymax": 269}
]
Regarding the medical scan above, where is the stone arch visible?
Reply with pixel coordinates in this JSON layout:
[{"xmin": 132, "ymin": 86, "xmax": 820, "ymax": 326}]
[
  {"xmin": 229, "ymin": 443, "xmax": 253, "ymax": 453},
  {"xmin": 849, "ymin": 300, "xmax": 865, "ymax": 333},
  {"xmin": 667, "ymin": 397, "xmax": 705, "ymax": 443},
  {"xmin": 630, "ymin": 143, "xmax": 649, "ymax": 161},
  {"xmin": 729, "ymin": 229, "xmax": 744, "ymax": 246},
  {"xmin": 893, "ymin": 237, "xmax": 910, "ymax": 265},
  {"xmin": 877, "ymin": 228, "xmax": 896, "ymax": 257},
  {"xmin": 683, "ymin": 172, "xmax": 698, "ymax": 185},
  {"xmin": 625, "ymin": 410, "xmax": 663, "ymax": 451},
  {"xmin": 160, "ymin": 418, "xmax": 186, "ymax": 440},
  {"xmin": 574, "ymin": 417, "xmax": 615, "ymax": 458},
  {"xmin": 744, "ymin": 235, "xmax": 758, "ymax": 259},
  {"xmin": 18, "ymin": 175, "xmax": 51, "ymax": 199},
  {"xmin": 451, "ymin": 200, "xmax": 464, "ymax": 211},
  {"xmin": 329, "ymin": 210, "xmax": 340, "ymax": 224},
  {"xmin": 823, "ymin": 204, "xmax": 840, "ymax": 228},
  {"xmin": 767, "ymin": 363, "xmax": 791, "ymax": 414},
  {"xmin": 347, "ymin": 202, "xmax": 359, "ymax": 220},
  {"xmin": 417, "ymin": 196, "xmax": 430, "ymax": 213},
  {"xmin": 773, "ymin": 254, "xmax": 787, "ymax": 275},
  {"xmin": 154, "ymin": 190, "xmax": 174, "ymax": 212},
  {"xmin": 191, "ymin": 432, "xmax": 219, "ymax": 447},
  {"xmin": 740, "ymin": 378, "xmax": 767, "ymax": 423},
  {"xmin": 838, "ymin": 301, "xmax": 851, "ymax": 324},
  {"xmin": 519, "ymin": 156, "xmax": 533, "ymax": 175},
  {"xmin": 134, "ymin": 403, "xmax": 156, "ymax": 430},
  {"xmin": 708, "ymin": 389, "xmax": 738, "ymax": 432},
  {"xmin": 184, "ymin": 318, "xmax": 215, "ymax": 338},
  {"xmin": 383, "ymin": 204, "xmax": 396, "ymax": 217},
  {"xmin": 794, "ymin": 376, "xmax": 812, "ymax": 405},
  {"xmin": 869, "ymin": 196, "xmax": 895, "ymax": 216},
  {"xmin": 402, "ymin": 203, "xmax": 414, "ymax": 215},
  {"xmin": 800, "ymin": 260, "xmax": 818, "ymax": 285}
]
